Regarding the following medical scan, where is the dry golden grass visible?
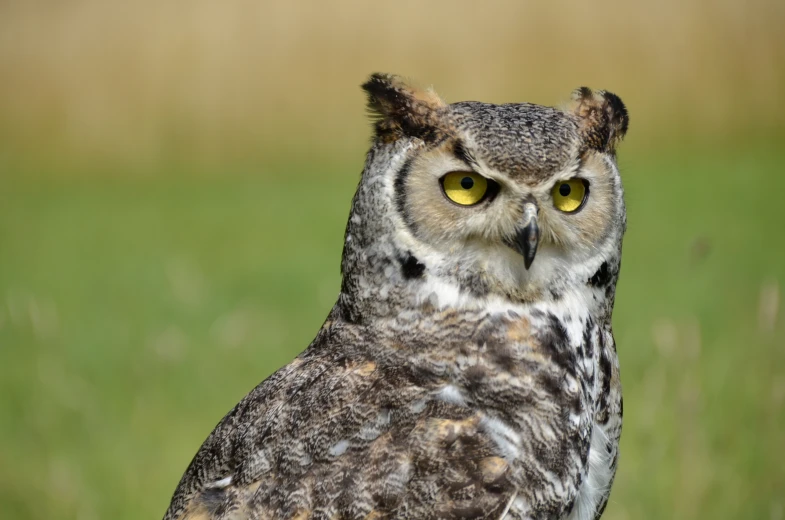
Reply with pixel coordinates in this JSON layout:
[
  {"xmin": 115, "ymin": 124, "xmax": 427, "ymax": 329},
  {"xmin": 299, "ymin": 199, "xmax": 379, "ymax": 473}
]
[{"xmin": 0, "ymin": 0, "xmax": 783, "ymax": 172}]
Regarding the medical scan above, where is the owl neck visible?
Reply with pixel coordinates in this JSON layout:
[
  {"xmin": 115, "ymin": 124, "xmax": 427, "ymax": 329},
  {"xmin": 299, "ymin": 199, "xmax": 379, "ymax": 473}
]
[
  {"xmin": 335, "ymin": 141, "xmax": 621, "ymax": 327},
  {"xmin": 336, "ymin": 246, "xmax": 620, "ymax": 327}
]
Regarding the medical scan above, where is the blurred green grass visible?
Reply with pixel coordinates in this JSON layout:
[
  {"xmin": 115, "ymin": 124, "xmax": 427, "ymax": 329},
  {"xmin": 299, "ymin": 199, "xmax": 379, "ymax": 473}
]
[{"xmin": 1, "ymin": 143, "xmax": 783, "ymax": 519}]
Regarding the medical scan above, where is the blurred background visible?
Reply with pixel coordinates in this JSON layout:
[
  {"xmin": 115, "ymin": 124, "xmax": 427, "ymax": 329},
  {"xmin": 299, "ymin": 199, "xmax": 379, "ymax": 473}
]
[{"xmin": 1, "ymin": 1, "xmax": 783, "ymax": 518}]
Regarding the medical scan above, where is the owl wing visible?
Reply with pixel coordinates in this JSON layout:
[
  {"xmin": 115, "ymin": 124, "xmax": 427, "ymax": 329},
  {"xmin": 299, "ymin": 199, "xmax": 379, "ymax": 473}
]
[{"xmin": 163, "ymin": 333, "xmax": 522, "ymax": 520}]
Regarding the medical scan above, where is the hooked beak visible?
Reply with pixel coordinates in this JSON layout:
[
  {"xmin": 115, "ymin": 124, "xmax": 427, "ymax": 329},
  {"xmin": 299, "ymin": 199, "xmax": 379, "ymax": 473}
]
[{"xmin": 508, "ymin": 202, "xmax": 540, "ymax": 270}]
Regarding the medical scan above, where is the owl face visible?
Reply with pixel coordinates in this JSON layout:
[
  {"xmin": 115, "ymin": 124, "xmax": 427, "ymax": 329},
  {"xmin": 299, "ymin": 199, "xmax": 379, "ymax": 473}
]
[
  {"xmin": 353, "ymin": 74, "xmax": 629, "ymax": 305},
  {"xmin": 399, "ymin": 136, "xmax": 623, "ymax": 276}
]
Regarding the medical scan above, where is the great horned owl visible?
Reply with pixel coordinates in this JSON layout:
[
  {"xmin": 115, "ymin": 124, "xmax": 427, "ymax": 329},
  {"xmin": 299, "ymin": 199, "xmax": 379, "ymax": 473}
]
[{"xmin": 163, "ymin": 73, "xmax": 629, "ymax": 520}]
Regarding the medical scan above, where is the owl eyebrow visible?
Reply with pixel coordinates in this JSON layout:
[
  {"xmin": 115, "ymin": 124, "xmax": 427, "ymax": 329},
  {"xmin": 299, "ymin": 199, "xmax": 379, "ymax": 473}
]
[
  {"xmin": 453, "ymin": 140, "xmax": 479, "ymax": 170},
  {"xmin": 554, "ymin": 155, "xmax": 585, "ymax": 183},
  {"xmin": 570, "ymin": 155, "xmax": 585, "ymax": 178}
]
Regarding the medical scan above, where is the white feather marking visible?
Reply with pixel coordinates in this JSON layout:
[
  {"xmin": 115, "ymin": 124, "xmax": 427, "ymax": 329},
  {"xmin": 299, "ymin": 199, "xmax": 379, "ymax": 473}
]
[
  {"xmin": 409, "ymin": 398, "xmax": 428, "ymax": 414},
  {"xmin": 498, "ymin": 490, "xmax": 518, "ymax": 519},
  {"xmin": 359, "ymin": 425, "xmax": 382, "ymax": 441},
  {"xmin": 328, "ymin": 439, "xmax": 350, "ymax": 457},
  {"xmin": 510, "ymin": 496, "xmax": 532, "ymax": 519},
  {"xmin": 435, "ymin": 384, "xmax": 467, "ymax": 406},
  {"xmin": 539, "ymin": 422, "xmax": 557, "ymax": 442},
  {"xmin": 481, "ymin": 416, "xmax": 522, "ymax": 460},
  {"xmin": 206, "ymin": 476, "xmax": 232, "ymax": 489},
  {"xmin": 565, "ymin": 375, "xmax": 580, "ymax": 394},
  {"xmin": 564, "ymin": 425, "xmax": 615, "ymax": 520}
]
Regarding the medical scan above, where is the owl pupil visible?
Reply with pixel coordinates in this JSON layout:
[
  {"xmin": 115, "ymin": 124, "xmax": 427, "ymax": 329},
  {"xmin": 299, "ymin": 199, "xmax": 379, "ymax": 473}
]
[
  {"xmin": 559, "ymin": 183, "xmax": 571, "ymax": 196},
  {"xmin": 460, "ymin": 177, "xmax": 474, "ymax": 189}
]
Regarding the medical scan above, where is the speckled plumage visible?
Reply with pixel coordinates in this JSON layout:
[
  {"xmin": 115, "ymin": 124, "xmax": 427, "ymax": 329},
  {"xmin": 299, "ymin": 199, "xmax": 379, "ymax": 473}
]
[{"xmin": 163, "ymin": 74, "xmax": 629, "ymax": 520}]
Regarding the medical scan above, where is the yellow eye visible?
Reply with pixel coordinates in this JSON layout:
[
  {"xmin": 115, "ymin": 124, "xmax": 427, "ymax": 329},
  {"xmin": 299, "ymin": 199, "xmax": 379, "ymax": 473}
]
[
  {"xmin": 441, "ymin": 172, "xmax": 489, "ymax": 206},
  {"xmin": 552, "ymin": 178, "xmax": 588, "ymax": 213}
]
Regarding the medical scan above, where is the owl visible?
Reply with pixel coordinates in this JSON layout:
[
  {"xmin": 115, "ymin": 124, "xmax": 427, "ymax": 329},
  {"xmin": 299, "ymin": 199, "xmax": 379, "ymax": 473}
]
[{"xmin": 163, "ymin": 73, "xmax": 629, "ymax": 520}]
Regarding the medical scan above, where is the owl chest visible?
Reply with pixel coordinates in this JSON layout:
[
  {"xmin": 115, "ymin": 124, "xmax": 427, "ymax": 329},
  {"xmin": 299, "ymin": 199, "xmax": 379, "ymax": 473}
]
[
  {"xmin": 390, "ymin": 305, "xmax": 620, "ymax": 518},
  {"xmin": 563, "ymin": 325, "xmax": 622, "ymax": 520},
  {"xmin": 491, "ymin": 314, "xmax": 621, "ymax": 520}
]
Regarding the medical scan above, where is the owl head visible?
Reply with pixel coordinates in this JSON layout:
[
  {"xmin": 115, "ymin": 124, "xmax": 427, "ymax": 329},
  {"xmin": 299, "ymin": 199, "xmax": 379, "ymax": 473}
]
[{"xmin": 339, "ymin": 74, "xmax": 629, "ymax": 321}]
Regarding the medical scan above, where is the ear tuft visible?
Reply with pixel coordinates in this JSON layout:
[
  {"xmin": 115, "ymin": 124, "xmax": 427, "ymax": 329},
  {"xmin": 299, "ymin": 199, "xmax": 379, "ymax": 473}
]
[
  {"xmin": 569, "ymin": 87, "xmax": 629, "ymax": 153},
  {"xmin": 361, "ymin": 73, "xmax": 446, "ymax": 141}
]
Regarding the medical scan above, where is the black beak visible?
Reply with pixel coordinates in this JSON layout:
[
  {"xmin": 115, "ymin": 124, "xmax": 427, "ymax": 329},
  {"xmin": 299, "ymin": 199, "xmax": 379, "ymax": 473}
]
[{"xmin": 507, "ymin": 202, "xmax": 540, "ymax": 270}]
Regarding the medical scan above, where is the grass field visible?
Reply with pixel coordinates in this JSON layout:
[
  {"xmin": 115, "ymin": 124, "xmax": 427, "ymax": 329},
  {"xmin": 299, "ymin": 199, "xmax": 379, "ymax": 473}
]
[{"xmin": 1, "ymin": 141, "xmax": 784, "ymax": 519}]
